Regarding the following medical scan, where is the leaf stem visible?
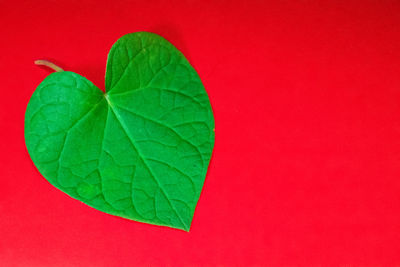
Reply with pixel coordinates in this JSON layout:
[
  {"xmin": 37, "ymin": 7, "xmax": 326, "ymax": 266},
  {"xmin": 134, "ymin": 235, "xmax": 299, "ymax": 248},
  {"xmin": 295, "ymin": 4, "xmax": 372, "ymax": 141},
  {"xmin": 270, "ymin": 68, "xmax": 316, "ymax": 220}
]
[{"xmin": 34, "ymin": 60, "xmax": 64, "ymax": 72}]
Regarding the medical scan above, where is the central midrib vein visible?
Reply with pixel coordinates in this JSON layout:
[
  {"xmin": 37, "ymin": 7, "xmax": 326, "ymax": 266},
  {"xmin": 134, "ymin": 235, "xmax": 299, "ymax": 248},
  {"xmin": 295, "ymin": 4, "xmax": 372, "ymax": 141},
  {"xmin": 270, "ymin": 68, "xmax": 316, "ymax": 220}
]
[{"xmin": 106, "ymin": 99, "xmax": 189, "ymax": 230}]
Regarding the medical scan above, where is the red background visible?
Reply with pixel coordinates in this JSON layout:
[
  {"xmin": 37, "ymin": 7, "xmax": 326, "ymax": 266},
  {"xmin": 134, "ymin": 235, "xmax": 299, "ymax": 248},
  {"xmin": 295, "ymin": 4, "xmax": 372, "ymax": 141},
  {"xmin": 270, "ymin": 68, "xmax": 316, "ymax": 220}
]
[{"xmin": 1, "ymin": 0, "xmax": 400, "ymax": 266}]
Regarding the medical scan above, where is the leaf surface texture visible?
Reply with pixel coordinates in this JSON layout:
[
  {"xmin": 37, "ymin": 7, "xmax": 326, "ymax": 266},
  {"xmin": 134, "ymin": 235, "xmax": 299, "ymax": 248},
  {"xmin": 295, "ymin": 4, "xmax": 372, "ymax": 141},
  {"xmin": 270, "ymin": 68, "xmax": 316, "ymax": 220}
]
[{"xmin": 25, "ymin": 32, "xmax": 215, "ymax": 230}]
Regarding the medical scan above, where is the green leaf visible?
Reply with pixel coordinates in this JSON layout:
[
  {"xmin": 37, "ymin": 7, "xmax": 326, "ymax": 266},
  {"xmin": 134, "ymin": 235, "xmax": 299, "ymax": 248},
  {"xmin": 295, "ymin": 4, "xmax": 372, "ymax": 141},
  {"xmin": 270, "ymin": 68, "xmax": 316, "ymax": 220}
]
[{"xmin": 24, "ymin": 32, "xmax": 215, "ymax": 231}]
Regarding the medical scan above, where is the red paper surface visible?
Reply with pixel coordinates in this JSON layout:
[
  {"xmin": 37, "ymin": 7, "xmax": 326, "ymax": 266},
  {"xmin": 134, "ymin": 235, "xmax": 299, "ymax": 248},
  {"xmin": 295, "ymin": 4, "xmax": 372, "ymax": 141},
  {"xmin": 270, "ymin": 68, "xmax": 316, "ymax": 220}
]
[{"xmin": 1, "ymin": 0, "xmax": 400, "ymax": 265}]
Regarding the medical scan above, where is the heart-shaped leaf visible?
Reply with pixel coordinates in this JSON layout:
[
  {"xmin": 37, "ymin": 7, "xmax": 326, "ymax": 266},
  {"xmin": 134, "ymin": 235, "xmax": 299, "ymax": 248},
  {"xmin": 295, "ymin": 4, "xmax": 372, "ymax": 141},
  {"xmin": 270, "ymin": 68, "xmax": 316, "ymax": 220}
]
[{"xmin": 24, "ymin": 32, "xmax": 215, "ymax": 231}]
